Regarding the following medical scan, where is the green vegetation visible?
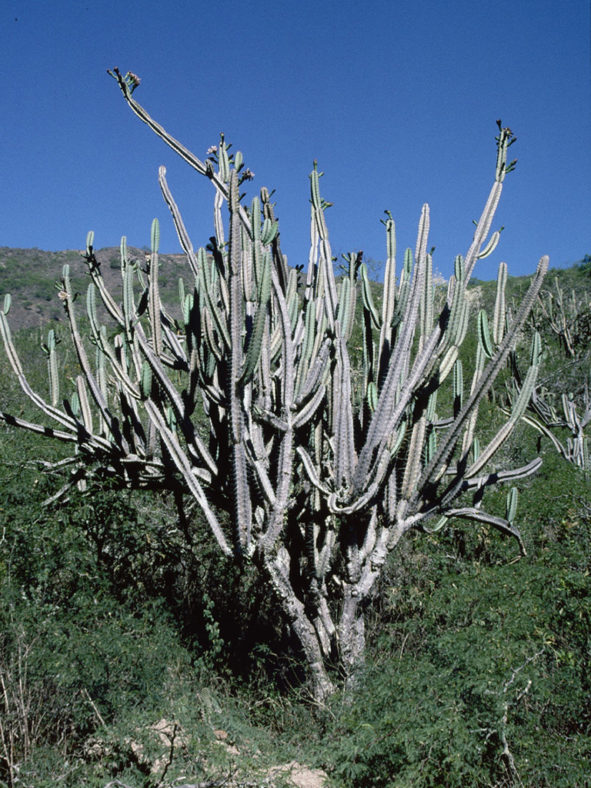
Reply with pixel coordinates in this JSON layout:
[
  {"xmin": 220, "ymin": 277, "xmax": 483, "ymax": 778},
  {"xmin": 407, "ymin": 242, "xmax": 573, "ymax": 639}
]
[
  {"xmin": 1, "ymin": 317, "xmax": 590, "ymax": 785},
  {"xmin": 0, "ymin": 72, "xmax": 590, "ymax": 784},
  {"xmin": 326, "ymin": 450, "xmax": 591, "ymax": 787}
]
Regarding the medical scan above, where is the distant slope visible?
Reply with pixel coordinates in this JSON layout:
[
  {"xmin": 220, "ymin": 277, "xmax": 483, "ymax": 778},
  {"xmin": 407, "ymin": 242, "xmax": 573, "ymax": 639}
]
[
  {"xmin": 1, "ymin": 246, "xmax": 589, "ymax": 334},
  {"xmin": 0, "ymin": 246, "xmax": 190, "ymax": 331}
]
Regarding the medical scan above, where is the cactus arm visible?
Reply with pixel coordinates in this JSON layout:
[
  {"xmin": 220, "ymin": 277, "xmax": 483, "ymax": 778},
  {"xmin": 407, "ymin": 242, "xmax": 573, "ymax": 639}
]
[
  {"xmin": 515, "ymin": 384, "xmax": 590, "ymax": 470},
  {"xmin": 76, "ymin": 375, "xmax": 94, "ymax": 434},
  {"xmin": 109, "ymin": 68, "xmax": 257, "ymax": 243},
  {"xmin": 0, "ymin": 306, "xmax": 122, "ymax": 458},
  {"xmin": 194, "ymin": 248, "xmax": 231, "ymax": 351},
  {"xmin": 271, "ymin": 268, "xmax": 296, "ymax": 409},
  {"xmin": 336, "ymin": 277, "xmax": 353, "ymax": 340},
  {"xmin": 463, "ymin": 336, "xmax": 541, "ymax": 479},
  {"xmin": 160, "ymin": 321, "xmax": 188, "ymax": 367},
  {"xmin": 415, "ymin": 207, "xmax": 432, "ymax": 353},
  {"xmin": 464, "ymin": 182, "xmax": 503, "ymax": 281},
  {"xmin": 133, "ymin": 322, "xmax": 218, "ymax": 475},
  {"xmin": 520, "ymin": 411, "xmax": 571, "ymax": 456},
  {"xmin": 0, "ymin": 410, "xmax": 80, "ymax": 443},
  {"xmin": 260, "ymin": 435, "xmax": 294, "ymax": 551},
  {"xmin": 0, "ymin": 310, "xmax": 86, "ymax": 435},
  {"xmin": 109, "ymin": 70, "xmax": 222, "ymax": 191},
  {"xmin": 436, "ymin": 457, "xmax": 542, "ymax": 513},
  {"xmin": 493, "ymin": 262, "xmax": 507, "ymax": 344},
  {"xmin": 460, "ymin": 457, "xmax": 542, "ymax": 488},
  {"xmin": 395, "ymin": 249, "xmax": 413, "ymax": 329},
  {"xmin": 293, "ymin": 384, "xmax": 327, "ymax": 429},
  {"xmin": 294, "ymin": 300, "xmax": 316, "ymax": 396},
  {"xmin": 419, "ymin": 253, "xmax": 434, "ymax": 349},
  {"xmin": 259, "ymin": 269, "xmax": 297, "ymax": 553},
  {"xmin": 294, "ymin": 339, "xmax": 331, "ymax": 408},
  {"xmin": 148, "ymin": 218, "xmax": 163, "ymax": 358},
  {"xmin": 415, "ymin": 255, "xmax": 548, "ymax": 494},
  {"xmin": 214, "ymin": 189, "xmax": 225, "ymax": 247},
  {"xmin": 440, "ymin": 507, "xmax": 526, "ymax": 554},
  {"xmin": 260, "ymin": 186, "xmax": 289, "ymax": 293},
  {"xmin": 353, "ymin": 206, "xmax": 430, "ymax": 488},
  {"xmin": 84, "ymin": 233, "xmax": 125, "ymax": 324},
  {"xmin": 309, "ymin": 163, "xmax": 339, "ymax": 329},
  {"xmin": 244, "ymin": 438, "xmax": 276, "ymax": 507},
  {"xmin": 61, "ymin": 268, "xmax": 118, "ymax": 425},
  {"xmin": 120, "ymin": 236, "xmax": 135, "ymax": 336},
  {"xmin": 360, "ymin": 265, "xmax": 380, "ymax": 330},
  {"xmin": 227, "ymin": 170, "xmax": 252, "ymax": 553},
  {"xmin": 476, "ymin": 229, "xmax": 501, "ymax": 261},
  {"xmin": 463, "ymin": 124, "xmax": 516, "ymax": 281},
  {"xmin": 86, "ymin": 300, "xmax": 143, "ymax": 403},
  {"xmin": 354, "ymin": 316, "xmax": 442, "ymax": 497},
  {"xmin": 332, "ymin": 331, "xmax": 356, "ymax": 489},
  {"xmin": 45, "ymin": 330, "xmax": 59, "ymax": 406},
  {"xmin": 400, "ymin": 414, "xmax": 427, "ymax": 500},
  {"xmin": 142, "ymin": 398, "xmax": 231, "ymax": 555},
  {"xmin": 253, "ymin": 408, "xmax": 288, "ymax": 432},
  {"xmin": 158, "ymin": 167, "xmax": 201, "ymax": 281},
  {"xmin": 258, "ymin": 267, "xmax": 297, "ymax": 555},
  {"xmin": 242, "ymin": 251, "xmax": 271, "ymax": 384},
  {"xmin": 433, "ymin": 256, "xmax": 470, "ymax": 369},
  {"xmin": 377, "ymin": 214, "xmax": 397, "ymax": 374},
  {"xmin": 39, "ymin": 466, "xmax": 90, "ymax": 507},
  {"xmin": 328, "ymin": 481, "xmax": 380, "ymax": 516}
]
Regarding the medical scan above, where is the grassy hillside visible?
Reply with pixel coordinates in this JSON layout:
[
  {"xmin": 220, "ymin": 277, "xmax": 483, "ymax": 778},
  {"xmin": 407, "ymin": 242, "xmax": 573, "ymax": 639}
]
[
  {"xmin": 0, "ymin": 251, "xmax": 590, "ymax": 786},
  {"xmin": 0, "ymin": 246, "xmax": 190, "ymax": 332}
]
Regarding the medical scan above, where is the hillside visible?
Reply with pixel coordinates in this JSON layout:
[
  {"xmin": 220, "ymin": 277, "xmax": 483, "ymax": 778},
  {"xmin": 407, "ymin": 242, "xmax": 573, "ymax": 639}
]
[
  {"xmin": 0, "ymin": 248, "xmax": 590, "ymax": 786},
  {"xmin": 3, "ymin": 245, "xmax": 590, "ymax": 332},
  {"xmin": 0, "ymin": 246, "xmax": 190, "ymax": 332}
]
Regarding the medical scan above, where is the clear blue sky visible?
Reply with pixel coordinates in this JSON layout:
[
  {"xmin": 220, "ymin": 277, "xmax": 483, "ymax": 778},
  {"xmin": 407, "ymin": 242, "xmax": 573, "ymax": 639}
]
[{"xmin": 1, "ymin": 0, "xmax": 589, "ymax": 280}]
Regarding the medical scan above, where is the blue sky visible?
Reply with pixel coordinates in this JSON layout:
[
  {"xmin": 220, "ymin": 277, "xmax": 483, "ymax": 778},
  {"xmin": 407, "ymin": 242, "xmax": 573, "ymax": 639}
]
[{"xmin": 1, "ymin": 0, "xmax": 589, "ymax": 280}]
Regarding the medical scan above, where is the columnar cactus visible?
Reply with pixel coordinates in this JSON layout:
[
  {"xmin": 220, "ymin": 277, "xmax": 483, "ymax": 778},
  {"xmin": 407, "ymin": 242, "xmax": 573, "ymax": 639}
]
[
  {"xmin": 531, "ymin": 278, "xmax": 591, "ymax": 358},
  {"xmin": 512, "ymin": 278, "xmax": 591, "ymax": 473},
  {"xmin": 0, "ymin": 75, "xmax": 547, "ymax": 701},
  {"xmin": 510, "ymin": 378, "xmax": 591, "ymax": 473}
]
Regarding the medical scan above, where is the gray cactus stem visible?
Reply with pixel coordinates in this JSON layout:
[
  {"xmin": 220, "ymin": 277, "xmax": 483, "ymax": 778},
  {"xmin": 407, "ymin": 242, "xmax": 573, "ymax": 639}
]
[
  {"xmin": 262, "ymin": 548, "xmax": 335, "ymax": 702},
  {"xmin": 414, "ymin": 255, "xmax": 548, "ymax": 499},
  {"xmin": 352, "ymin": 208, "xmax": 429, "ymax": 493},
  {"xmin": 337, "ymin": 509, "xmax": 398, "ymax": 685},
  {"xmin": 227, "ymin": 170, "xmax": 252, "ymax": 554},
  {"xmin": 258, "ymin": 268, "xmax": 297, "ymax": 554}
]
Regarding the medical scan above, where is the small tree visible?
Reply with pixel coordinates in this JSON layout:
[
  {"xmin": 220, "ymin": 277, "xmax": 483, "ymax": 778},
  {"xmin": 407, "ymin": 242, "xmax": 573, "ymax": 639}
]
[{"xmin": 0, "ymin": 71, "xmax": 548, "ymax": 702}]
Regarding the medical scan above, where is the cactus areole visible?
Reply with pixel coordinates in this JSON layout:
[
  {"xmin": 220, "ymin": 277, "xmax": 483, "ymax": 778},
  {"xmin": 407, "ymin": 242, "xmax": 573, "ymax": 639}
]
[{"xmin": 0, "ymin": 71, "xmax": 548, "ymax": 702}]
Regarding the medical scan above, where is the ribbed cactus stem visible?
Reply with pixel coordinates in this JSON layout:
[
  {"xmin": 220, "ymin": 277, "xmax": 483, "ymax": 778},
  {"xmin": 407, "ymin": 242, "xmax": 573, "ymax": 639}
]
[
  {"xmin": 46, "ymin": 329, "xmax": 59, "ymax": 407},
  {"xmin": 493, "ymin": 262, "xmax": 507, "ymax": 344},
  {"xmin": 227, "ymin": 169, "xmax": 252, "ymax": 552}
]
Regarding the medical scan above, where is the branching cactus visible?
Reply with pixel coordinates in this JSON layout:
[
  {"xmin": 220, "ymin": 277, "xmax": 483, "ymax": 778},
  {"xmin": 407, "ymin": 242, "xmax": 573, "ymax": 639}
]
[
  {"xmin": 508, "ymin": 375, "xmax": 591, "ymax": 473},
  {"xmin": 531, "ymin": 279, "xmax": 591, "ymax": 358},
  {"xmin": 513, "ymin": 279, "xmax": 591, "ymax": 473},
  {"xmin": 295, "ymin": 128, "xmax": 547, "ymax": 683},
  {"xmin": 0, "ymin": 74, "xmax": 547, "ymax": 701}
]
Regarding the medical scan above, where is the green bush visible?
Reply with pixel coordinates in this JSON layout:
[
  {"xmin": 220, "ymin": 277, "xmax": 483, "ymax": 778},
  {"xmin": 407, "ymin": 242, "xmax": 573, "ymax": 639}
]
[{"xmin": 323, "ymin": 453, "xmax": 591, "ymax": 787}]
